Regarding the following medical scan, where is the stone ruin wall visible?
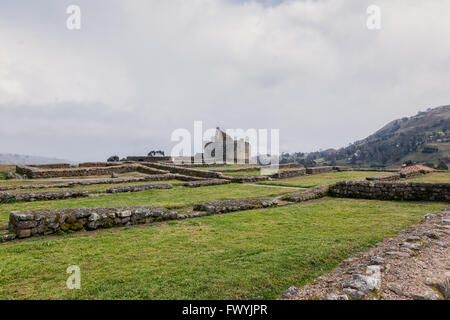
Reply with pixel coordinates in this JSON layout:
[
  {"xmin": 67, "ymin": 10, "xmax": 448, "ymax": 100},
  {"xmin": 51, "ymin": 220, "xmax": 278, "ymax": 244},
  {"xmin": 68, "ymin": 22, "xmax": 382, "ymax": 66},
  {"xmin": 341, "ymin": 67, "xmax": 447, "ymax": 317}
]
[
  {"xmin": 126, "ymin": 156, "xmax": 173, "ymax": 162},
  {"xmin": 366, "ymin": 169, "xmax": 430, "ymax": 181},
  {"xmin": 330, "ymin": 181, "xmax": 449, "ymax": 202},
  {"xmin": 281, "ymin": 184, "xmax": 333, "ymax": 202},
  {"xmin": 29, "ymin": 164, "xmax": 71, "ymax": 169},
  {"xmin": 270, "ymin": 168, "xmax": 306, "ymax": 179},
  {"xmin": 106, "ymin": 184, "xmax": 173, "ymax": 194},
  {"xmin": 305, "ymin": 166, "xmax": 334, "ymax": 175},
  {"xmin": 0, "ymin": 190, "xmax": 88, "ymax": 203},
  {"xmin": 143, "ymin": 163, "xmax": 225, "ymax": 179},
  {"xmin": 16, "ymin": 164, "xmax": 168, "ymax": 179},
  {"xmin": 8, "ymin": 206, "xmax": 179, "ymax": 239},
  {"xmin": 333, "ymin": 166, "xmax": 398, "ymax": 172},
  {"xmin": 8, "ymin": 197, "xmax": 279, "ymax": 239},
  {"xmin": 210, "ymin": 163, "xmax": 304, "ymax": 173},
  {"xmin": 5, "ymin": 178, "xmax": 449, "ymax": 241},
  {"xmin": 78, "ymin": 162, "xmax": 130, "ymax": 167},
  {"xmin": 0, "ymin": 173, "xmax": 200, "ymax": 192}
]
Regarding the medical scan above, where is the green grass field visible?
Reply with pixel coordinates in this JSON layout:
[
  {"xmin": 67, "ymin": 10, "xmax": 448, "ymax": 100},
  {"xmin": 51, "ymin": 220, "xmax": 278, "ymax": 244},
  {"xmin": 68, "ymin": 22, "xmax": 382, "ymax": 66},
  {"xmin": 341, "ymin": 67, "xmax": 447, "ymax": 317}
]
[
  {"xmin": 6, "ymin": 180, "xmax": 184, "ymax": 193},
  {"xmin": 258, "ymin": 171, "xmax": 390, "ymax": 188},
  {"xmin": 0, "ymin": 165, "xmax": 446, "ymax": 300},
  {"xmin": 409, "ymin": 172, "xmax": 449, "ymax": 183},
  {"xmin": 0, "ymin": 198, "xmax": 444, "ymax": 299},
  {"xmin": 0, "ymin": 184, "xmax": 296, "ymax": 229}
]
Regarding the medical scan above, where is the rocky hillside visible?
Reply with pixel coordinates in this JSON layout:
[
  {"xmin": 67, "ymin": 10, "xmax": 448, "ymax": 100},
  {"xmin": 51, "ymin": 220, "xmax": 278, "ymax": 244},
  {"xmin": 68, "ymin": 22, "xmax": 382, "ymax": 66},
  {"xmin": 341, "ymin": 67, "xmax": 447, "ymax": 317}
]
[{"xmin": 282, "ymin": 105, "xmax": 450, "ymax": 168}]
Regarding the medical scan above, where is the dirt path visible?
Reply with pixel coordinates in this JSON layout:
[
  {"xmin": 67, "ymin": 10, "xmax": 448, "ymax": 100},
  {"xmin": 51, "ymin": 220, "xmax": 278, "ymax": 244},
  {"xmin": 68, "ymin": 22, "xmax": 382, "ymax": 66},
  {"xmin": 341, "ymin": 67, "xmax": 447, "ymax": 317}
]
[{"xmin": 282, "ymin": 207, "xmax": 450, "ymax": 300}]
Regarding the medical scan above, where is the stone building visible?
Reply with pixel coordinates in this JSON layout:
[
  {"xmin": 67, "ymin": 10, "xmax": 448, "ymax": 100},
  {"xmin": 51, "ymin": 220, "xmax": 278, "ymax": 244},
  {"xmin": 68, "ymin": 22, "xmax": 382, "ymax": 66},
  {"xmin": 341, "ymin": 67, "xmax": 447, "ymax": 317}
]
[{"xmin": 203, "ymin": 128, "xmax": 251, "ymax": 164}]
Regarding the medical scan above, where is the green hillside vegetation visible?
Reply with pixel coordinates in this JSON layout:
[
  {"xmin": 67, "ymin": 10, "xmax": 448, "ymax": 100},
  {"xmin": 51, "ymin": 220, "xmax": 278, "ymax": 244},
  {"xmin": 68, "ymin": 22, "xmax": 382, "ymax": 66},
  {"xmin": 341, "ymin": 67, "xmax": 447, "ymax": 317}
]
[{"xmin": 282, "ymin": 105, "xmax": 450, "ymax": 168}]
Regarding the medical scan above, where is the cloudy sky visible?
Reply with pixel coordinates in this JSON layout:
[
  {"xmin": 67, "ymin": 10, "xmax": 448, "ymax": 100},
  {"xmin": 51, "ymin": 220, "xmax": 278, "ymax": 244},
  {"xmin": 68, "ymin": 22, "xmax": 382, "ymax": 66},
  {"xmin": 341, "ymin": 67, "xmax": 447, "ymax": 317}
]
[{"xmin": 1, "ymin": 0, "xmax": 450, "ymax": 162}]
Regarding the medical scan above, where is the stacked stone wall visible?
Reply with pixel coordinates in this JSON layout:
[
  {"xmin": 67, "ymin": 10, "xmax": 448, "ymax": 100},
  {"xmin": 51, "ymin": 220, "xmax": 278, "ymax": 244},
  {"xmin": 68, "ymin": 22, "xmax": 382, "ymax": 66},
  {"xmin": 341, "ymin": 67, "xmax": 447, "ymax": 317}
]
[
  {"xmin": 193, "ymin": 198, "xmax": 278, "ymax": 214},
  {"xmin": 8, "ymin": 206, "xmax": 178, "ymax": 238},
  {"xmin": 182, "ymin": 179, "xmax": 231, "ymax": 187},
  {"xmin": 330, "ymin": 181, "xmax": 449, "ymax": 201},
  {"xmin": 106, "ymin": 184, "xmax": 173, "ymax": 193},
  {"xmin": 16, "ymin": 164, "xmax": 168, "ymax": 179},
  {"xmin": 0, "ymin": 190, "xmax": 88, "ymax": 203},
  {"xmin": 29, "ymin": 164, "xmax": 71, "ymax": 169},
  {"xmin": 270, "ymin": 168, "xmax": 306, "ymax": 179},
  {"xmin": 366, "ymin": 170, "xmax": 429, "ymax": 181},
  {"xmin": 305, "ymin": 166, "xmax": 333, "ymax": 174},
  {"xmin": 281, "ymin": 184, "xmax": 332, "ymax": 202},
  {"xmin": 143, "ymin": 163, "xmax": 224, "ymax": 179}
]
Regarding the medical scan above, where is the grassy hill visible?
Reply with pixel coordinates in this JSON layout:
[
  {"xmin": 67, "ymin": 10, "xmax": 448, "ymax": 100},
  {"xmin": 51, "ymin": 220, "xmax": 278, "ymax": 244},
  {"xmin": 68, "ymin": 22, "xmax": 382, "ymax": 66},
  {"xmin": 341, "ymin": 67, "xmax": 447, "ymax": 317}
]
[{"xmin": 283, "ymin": 105, "xmax": 450, "ymax": 168}]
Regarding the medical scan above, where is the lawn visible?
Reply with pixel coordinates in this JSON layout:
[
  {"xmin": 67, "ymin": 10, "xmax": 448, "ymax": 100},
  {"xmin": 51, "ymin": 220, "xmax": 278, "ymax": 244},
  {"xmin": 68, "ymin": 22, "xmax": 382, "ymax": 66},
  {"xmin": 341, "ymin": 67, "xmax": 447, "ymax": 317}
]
[
  {"xmin": 409, "ymin": 172, "xmax": 449, "ymax": 183},
  {"xmin": 0, "ymin": 198, "xmax": 444, "ymax": 299},
  {"xmin": 258, "ymin": 171, "xmax": 391, "ymax": 188},
  {"xmin": 6, "ymin": 180, "xmax": 184, "ymax": 193},
  {"xmin": 0, "ymin": 184, "xmax": 296, "ymax": 229}
]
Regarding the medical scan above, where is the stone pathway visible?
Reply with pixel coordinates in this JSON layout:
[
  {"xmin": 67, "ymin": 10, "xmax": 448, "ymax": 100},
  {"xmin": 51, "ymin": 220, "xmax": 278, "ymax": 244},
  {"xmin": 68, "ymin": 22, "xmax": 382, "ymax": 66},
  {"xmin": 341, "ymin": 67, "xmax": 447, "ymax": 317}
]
[{"xmin": 282, "ymin": 207, "xmax": 450, "ymax": 300}]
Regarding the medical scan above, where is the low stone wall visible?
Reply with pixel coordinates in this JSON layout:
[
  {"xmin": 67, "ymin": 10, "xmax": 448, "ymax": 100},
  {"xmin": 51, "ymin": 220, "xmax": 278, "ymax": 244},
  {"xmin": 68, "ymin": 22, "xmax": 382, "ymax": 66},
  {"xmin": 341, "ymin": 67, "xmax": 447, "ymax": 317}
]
[
  {"xmin": 143, "ymin": 163, "xmax": 224, "ymax": 179},
  {"xmin": 169, "ymin": 174, "xmax": 206, "ymax": 181},
  {"xmin": 8, "ymin": 206, "xmax": 178, "ymax": 238},
  {"xmin": 29, "ymin": 163, "xmax": 71, "ymax": 169},
  {"xmin": 16, "ymin": 164, "xmax": 168, "ymax": 179},
  {"xmin": 126, "ymin": 156, "xmax": 172, "ymax": 162},
  {"xmin": 106, "ymin": 184, "xmax": 173, "ymax": 193},
  {"xmin": 271, "ymin": 168, "xmax": 306, "ymax": 179},
  {"xmin": 278, "ymin": 163, "xmax": 305, "ymax": 169},
  {"xmin": 366, "ymin": 169, "xmax": 428, "ymax": 182},
  {"xmin": 78, "ymin": 162, "xmax": 126, "ymax": 167},
  {"xmin": 193, "ymin": 198, "xmax": 278, "ymax": 214},
  {"xmin": 366, "ymin": 173, "xmax": 401, "ymax": 181},
  {"xmin": 182, "ymin": 179, "xmax": 231, "ymax": 188},
  {"xmin": 333, "ymin": 166, "xmax": 398, "ymax": 172},
  {"xmin": 176, "ymin": 163, "xmax": 228, "ymax": 168},
  {"xmin": 330, "ymin": 181, "xmax": 450, "ymax": 201},
  {"xmin": 281, "ymin": 184, "xmax": 332, "ymax": 202},
  {"xmin": 0, "ymin": 190, "xmax": 88, "ymax": 203},
  {"xmin": 221, "ymin": 175, "xmax": 270, "ymax": 183},
  {"xmin": 210, "ymin": 163, "xmax": 303, "ymax": 173},
  {"xmin": 7, "ymin": 198, "xmax": 278, "ymax": 239},
  {"xmin": 305, "ymin": 166, "xmax": 333, "ymax": 175},
  {"xmin": 0, "ymin": 173, "xmax": 192, "ymax": 192},
  {"xmin": 209, "ymin": 166, "xmax": 260, "ymax": 173}
]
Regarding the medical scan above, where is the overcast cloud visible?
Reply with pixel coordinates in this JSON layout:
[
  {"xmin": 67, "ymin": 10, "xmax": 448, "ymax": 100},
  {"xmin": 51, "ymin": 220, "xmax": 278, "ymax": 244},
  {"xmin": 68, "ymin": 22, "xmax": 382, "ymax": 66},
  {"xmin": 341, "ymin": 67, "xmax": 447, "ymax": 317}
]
[{"xmin": 1, "ymin": 0, "xmax": 450, "ymax": 162}]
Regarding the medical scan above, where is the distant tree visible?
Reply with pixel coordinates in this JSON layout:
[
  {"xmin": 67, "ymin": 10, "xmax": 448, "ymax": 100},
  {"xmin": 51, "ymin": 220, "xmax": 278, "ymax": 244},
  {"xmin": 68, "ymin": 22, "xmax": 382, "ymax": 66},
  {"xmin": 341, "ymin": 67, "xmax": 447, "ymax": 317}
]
[
  {"xmin": 402, "ymin": 160, "xmax": 414, "ymax": 167},
  {"xmin": 436, "ymin": 161, "xmax": 448, "ymax": 170},
  {"xmin": 107, "ymin": 155, "xmax": 120, "ymax": 162},
  {"xmin": 148, "ymin": 150, "xmax": 165, "ymax": 157}
]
